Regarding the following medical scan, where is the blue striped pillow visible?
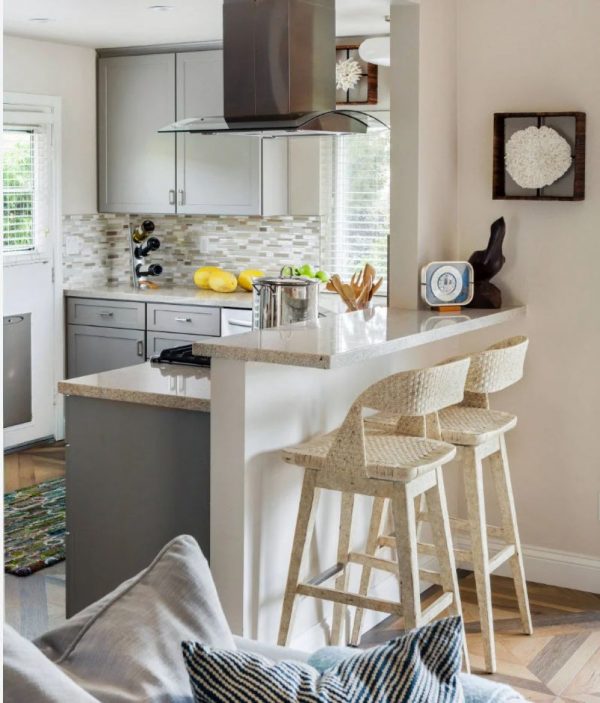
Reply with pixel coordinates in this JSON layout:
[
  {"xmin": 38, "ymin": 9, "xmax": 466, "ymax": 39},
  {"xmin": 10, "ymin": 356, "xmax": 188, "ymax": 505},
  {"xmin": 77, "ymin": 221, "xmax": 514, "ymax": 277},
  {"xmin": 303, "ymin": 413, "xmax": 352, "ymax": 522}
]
[{"xmin": 182, "ymin": 616, "xmax": 464, "ymax": 703}]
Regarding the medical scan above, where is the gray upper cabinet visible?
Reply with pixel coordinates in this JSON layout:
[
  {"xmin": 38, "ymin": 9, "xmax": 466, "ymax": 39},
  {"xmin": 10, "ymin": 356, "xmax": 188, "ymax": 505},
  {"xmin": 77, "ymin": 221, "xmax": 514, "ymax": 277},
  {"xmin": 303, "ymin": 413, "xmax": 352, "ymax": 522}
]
[
  {"xmin": 176, "ymin": 51, "xmax": 262, "ymax": 216},
  {"xmin": 98, "ymin": 54, "xmax": 176, "ymax": 214},
  {"xmin": 97, "ymin": 49, "xmax": 320, "ymax": 216}
]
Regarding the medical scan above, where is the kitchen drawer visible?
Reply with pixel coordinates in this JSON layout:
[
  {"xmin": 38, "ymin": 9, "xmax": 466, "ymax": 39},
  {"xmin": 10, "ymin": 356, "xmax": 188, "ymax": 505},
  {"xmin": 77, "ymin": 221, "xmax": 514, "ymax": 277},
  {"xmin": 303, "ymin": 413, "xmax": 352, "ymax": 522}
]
[
  {"xmin": 147, "ymin": 303, "xmax": 220, "ymax": 336},
  {"xmin": 146, "ymin": 331, "xmax": 212, "ymax": 358},
  {"xmin": 67, "ymin": 298, "xmax": 145, "ymax": 330}
]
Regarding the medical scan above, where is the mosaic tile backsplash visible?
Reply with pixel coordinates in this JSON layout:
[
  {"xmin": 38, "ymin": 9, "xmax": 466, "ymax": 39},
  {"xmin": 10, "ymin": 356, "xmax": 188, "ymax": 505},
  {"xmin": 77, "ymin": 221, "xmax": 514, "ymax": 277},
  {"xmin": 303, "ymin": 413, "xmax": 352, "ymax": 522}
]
[{"xmin": 62, "ymin": 213, "xmax": 322, "ymax": 288}]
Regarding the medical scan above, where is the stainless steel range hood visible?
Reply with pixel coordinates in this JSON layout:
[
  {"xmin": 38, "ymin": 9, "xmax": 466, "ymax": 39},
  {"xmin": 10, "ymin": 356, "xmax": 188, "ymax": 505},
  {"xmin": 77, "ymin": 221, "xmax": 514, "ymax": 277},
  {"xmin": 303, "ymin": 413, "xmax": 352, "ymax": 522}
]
[{"xmin": 159, "ymin": 0, "xmax": 388, "ymax": 137}]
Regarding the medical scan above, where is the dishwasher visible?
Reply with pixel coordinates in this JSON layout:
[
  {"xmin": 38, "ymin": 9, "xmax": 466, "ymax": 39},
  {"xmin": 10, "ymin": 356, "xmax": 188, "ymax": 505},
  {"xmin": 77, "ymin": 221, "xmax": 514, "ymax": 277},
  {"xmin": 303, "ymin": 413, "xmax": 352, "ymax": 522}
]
[{"xmin": 3, "ymin": 313, "xmax": 32, "ymax": 428}]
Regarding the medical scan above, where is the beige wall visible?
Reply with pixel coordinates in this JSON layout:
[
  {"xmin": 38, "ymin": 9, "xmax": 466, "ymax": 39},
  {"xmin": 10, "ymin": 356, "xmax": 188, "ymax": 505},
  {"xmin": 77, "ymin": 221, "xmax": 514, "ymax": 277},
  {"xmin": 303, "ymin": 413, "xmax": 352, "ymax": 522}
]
[
  {"xmin": 389, "ymin": 0, "xmax": 458, "ymax": 308},
  {"xmin": 4, "ymin": 35, "xmax": 97, "ymax": 214},
  {"xmin": 456, "ymin": 0, "xmax": 600, "ymax": 558}
]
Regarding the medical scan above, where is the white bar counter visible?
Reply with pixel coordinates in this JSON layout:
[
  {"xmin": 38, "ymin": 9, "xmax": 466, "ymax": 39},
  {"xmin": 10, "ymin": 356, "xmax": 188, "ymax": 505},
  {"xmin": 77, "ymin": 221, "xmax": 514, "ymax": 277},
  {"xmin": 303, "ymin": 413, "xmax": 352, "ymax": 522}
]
[
  {"xmin": 193, "ymin": 306, "xmax": 524, "ymax": 368},
  {"xmin": 201, "ymin": 305, "xmax": 525, "ymax": 648}
]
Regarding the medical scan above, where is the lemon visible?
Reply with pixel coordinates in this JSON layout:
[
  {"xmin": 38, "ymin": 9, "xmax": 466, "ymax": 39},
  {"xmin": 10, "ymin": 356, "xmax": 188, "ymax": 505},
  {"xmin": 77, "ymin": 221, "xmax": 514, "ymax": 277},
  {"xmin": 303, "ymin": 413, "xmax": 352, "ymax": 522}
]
[
  {"xmin": 238, "ymin": 269, "xmax": 264, "ymax": 291},
  {"xmin": 208, "ymin": 270, "xmax": 238, "ymax": 293},
  {"xmin": 194, "ymin": 266, "xmax": 222, "ymax": 289}
]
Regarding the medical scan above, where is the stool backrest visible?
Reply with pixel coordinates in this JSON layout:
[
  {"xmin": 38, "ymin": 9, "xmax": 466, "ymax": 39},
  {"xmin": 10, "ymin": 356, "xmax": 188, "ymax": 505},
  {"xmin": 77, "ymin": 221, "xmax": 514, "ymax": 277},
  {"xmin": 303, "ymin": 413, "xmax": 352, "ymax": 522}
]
[
  {"xmin": 325, "ymin": 358, "xmax": 470, "ymax": 476},
  {"xmin": 465, "ymin": 336, "xmax": 529, "ymax": 396}
]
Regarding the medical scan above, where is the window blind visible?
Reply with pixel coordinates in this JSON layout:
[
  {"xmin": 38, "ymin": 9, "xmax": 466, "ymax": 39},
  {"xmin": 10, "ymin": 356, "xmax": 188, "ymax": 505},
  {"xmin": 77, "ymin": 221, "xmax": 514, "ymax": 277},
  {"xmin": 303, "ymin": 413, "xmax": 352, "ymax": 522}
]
[
  {"xmin": 3, "ymin": 126, "xmax": 49, "ymax": 253},
  {"xmin": 321, "ymin": 128, "xmax": 390, "ymax": 290}
]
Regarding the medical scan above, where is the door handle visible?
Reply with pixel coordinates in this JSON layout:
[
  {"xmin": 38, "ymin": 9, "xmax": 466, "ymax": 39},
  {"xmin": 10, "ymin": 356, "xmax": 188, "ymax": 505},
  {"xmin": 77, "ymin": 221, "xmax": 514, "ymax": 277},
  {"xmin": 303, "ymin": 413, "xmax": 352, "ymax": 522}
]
[
  {"xmin": 228, "ymin": 320, "xmax": 252, "ymax": 328},
  {"xmin": 177, "ymin": 189, "xmax": 185, "ymax": 206},
  {"xmin": 169, "ymin": 189, "xmax": 176, "ymax": 205},
  {"xmin": 137, "ymin": 340, "xmax": 144, "ymax": 357}
]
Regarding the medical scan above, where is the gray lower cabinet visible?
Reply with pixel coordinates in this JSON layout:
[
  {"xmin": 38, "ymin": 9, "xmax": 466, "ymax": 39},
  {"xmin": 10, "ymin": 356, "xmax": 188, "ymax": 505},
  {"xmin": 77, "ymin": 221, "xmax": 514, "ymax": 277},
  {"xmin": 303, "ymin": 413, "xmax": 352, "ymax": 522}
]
[
  {"xmin": 146, "ymin": 331, "xmax": 210, "ymax": 357},
  {"xmin": 67, "ymin": 325, "xmax": 145, "ymax": 378},
  {"xmin": 65, "ymin": 395, "xmax": 210, "ymax": 615}
]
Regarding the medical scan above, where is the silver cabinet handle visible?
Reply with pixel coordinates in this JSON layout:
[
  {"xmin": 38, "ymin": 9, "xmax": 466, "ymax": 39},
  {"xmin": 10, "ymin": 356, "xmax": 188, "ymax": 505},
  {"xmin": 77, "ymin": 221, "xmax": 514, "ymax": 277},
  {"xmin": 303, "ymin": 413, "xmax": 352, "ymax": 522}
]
[
  {"xmin": 99, "ymin": 311, "xmax": 114, "ymax": 318},
  {"xmin": 177, "ymin": 189, "xmax": 185, "ymax": 206},
  {"xmin": 137, "ymin": 340, "xmax": 144, "ymax": 357},
  {"xmin": 169, "ymin": 189, "xmax": 176, "ymax": 205},
  {"xmin": 228, "ymin": 320, "xmax": 252, "ymax": 328},
  {"xmin": 175, "ymin": 316, "xmax": 192, "ymax": 323}
]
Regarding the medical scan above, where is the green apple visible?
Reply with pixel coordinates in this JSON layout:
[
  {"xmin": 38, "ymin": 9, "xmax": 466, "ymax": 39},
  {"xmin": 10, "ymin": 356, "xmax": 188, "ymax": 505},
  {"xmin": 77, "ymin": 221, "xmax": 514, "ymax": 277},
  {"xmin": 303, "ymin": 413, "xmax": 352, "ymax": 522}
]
[
  {"xmin": 315, "ymin": 270, "xmax": 329, "ymax": 282},
  {"xmin": 299, "ymin": 264, "xmax": 315, "ymax": 277}
]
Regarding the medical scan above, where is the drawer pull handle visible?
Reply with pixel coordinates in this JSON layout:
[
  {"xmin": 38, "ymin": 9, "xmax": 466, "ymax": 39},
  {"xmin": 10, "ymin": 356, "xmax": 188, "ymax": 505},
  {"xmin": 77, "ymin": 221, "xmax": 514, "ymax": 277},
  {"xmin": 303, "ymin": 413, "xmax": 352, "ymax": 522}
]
[
  {"xmin": 228, "ymin": 320, "xmax": 252, "ymax": 328},
  {"xmin": 137, "ymin": 340, "xmax": 144, "ymax": 357},
  {"xmin": 99, "ymin": 311, "xmax": 114, "ymax": 318},
  {"xmin": 175, "ymin": 317, "xmax": 192, "ymax": 323}
]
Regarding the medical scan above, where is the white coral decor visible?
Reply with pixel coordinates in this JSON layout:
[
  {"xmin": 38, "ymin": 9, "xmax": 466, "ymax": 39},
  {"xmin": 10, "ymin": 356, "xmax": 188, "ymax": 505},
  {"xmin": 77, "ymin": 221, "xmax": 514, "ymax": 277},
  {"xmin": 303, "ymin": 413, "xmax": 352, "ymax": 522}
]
[
  {"xmin": 336, "ymin": 58, "xmax": 362, "ymax": 91},
  {"xmin": 505, "ymin": 126, "xmax": 573, "ymax": 189}
]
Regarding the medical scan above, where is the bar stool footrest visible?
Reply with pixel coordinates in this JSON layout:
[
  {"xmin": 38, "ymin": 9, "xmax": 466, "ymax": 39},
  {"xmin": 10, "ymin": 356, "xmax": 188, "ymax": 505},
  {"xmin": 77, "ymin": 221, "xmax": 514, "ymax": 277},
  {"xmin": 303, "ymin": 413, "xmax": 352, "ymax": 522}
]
[{"xmin": 296, "ymin": 583, "xmax": 404, "ymax": 615}]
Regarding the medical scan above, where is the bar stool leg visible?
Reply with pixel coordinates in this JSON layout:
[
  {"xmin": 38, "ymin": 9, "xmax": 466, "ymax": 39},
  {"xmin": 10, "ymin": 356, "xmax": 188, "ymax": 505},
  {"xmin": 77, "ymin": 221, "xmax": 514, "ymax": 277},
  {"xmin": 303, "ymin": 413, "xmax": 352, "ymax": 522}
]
[
  {"xmin": 349, "ymin": 496, "xmax": 386, "ymax": 645},
  {"xmin": 463, "ymin": 448, "xmax": 496, "ymax": 673},
  {"xmin": 489, "ymin": 436, "xmax": 533, "ymax": 636},
  {"xmin": 426, "ymin": 467, "xmax": 471, "ymax": 673},
  {"xmin": 391, "ymin": 482, "xmax": 420, "ymax": 631},
  {"xmin": 330, "ymin": 492, "xmax": 355, "ymax": 645},
  {"xmin": 278, "ymin": 469, "xmax": 321, "ymax": 647}
]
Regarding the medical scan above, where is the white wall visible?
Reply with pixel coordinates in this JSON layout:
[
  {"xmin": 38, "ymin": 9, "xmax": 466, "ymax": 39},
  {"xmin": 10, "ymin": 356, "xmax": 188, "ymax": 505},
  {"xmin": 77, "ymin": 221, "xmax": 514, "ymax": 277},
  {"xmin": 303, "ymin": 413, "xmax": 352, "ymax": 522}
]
[
  {"xmin": 456, "ymin": 1, "xmax": 600, "ymax": 562},
  {"xmin": 4, "ymin": 35, "xmax": 96, "ymax": 214}
]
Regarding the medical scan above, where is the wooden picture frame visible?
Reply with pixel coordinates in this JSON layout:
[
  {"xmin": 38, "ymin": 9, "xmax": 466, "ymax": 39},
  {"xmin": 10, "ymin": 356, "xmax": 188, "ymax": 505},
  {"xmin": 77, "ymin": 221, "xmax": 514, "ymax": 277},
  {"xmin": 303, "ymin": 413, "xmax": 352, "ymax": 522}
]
[
  {"xmin": 493, "ymin": 112, "xmax": 586, "ymax": 201},
  {"xmin": 336, "ymin": 44, "xmax": 378, "ymax": 106}
]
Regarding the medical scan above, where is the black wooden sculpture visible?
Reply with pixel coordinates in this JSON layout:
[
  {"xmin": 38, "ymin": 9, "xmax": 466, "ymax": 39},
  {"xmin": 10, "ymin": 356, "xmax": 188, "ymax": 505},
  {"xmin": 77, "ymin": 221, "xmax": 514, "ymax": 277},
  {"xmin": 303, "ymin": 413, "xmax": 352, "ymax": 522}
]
[{"xmin": 467, "ymin": 217, "xmax": 506, "ymax": 309}]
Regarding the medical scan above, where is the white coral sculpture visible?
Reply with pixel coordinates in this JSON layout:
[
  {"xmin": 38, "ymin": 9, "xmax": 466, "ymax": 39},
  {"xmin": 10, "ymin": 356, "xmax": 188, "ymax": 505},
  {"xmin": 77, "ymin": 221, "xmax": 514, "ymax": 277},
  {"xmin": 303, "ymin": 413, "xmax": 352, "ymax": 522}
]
[
  {"xmin": 505, "ymin": 125, "xmax": 573, "ymax": 189},
  {"xmin": 336, "ymin": 58, "xmax": 362, "ymax": 92}
]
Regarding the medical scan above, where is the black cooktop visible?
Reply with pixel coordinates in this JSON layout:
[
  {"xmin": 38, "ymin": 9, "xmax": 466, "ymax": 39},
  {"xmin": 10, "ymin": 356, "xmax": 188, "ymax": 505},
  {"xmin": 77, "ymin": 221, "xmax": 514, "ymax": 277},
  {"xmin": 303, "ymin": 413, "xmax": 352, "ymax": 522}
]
[{"xmin": 151, "ymin": 344, "xmax": 211, "ymax": 368}]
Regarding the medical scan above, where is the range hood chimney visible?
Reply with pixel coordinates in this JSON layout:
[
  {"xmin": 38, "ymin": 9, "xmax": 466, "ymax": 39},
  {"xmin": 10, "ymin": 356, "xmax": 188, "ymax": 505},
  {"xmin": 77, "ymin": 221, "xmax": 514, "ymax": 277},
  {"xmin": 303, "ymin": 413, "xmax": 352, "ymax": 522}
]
[{"xmin": 159, "ymin": 0, "xmax": 387, "ymax": 137}]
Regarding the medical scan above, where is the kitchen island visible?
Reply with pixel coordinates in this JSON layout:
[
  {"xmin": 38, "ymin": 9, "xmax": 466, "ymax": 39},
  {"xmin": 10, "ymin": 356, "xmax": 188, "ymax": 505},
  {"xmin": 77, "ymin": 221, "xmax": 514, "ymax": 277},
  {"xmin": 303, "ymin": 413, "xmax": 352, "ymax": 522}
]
[
  {"xmin": 192, "ymin": 305, "xmax": 525, "ymax": 647},
  {"xmin": 58, "ymin": 362, "xmax": 211, "ymax": 615}
]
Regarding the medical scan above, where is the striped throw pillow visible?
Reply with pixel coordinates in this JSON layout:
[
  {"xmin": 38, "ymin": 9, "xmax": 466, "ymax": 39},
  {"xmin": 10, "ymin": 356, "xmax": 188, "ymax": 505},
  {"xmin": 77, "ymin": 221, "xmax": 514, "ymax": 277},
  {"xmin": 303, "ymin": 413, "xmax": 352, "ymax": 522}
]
[{"xmin": 182, "ymin": 616, "xmax": 464, "ymax": 703}]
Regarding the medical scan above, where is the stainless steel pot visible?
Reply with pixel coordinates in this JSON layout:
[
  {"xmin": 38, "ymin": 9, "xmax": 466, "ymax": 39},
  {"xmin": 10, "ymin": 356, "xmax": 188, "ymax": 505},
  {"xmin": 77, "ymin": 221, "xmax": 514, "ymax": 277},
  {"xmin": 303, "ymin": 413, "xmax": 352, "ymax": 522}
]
[{"xmin": 252, "ymin": 277, "xmax": 320, "ymax": 329}]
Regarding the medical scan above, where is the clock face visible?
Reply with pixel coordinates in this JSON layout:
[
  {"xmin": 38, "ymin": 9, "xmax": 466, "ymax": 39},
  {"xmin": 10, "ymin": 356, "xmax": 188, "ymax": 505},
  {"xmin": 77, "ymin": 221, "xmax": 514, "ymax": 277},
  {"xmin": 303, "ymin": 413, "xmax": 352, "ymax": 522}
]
[
  {"xmin": 420, "ymin": 261, "xmax": 474, "ymax": 307},
  {"xmin": 431, "ymin": 265, "xmax": 463, "ymax": 302}
]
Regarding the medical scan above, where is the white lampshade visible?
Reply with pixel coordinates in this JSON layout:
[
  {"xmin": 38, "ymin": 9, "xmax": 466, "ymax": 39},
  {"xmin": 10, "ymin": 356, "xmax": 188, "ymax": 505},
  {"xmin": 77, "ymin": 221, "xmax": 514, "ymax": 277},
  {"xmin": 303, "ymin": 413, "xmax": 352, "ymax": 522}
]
[{"xmin": 358, "ymin": 36, "xmax": 390, "ymax": 67}]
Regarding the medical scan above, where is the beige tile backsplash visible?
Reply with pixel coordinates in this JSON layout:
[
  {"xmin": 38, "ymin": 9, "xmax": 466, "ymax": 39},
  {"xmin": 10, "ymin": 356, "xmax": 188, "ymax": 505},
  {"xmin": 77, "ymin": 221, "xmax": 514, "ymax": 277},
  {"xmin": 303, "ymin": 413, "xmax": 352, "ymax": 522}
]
[{"xmin": 62, "ymin": 213, "xmax": 322, "ymax": 289}]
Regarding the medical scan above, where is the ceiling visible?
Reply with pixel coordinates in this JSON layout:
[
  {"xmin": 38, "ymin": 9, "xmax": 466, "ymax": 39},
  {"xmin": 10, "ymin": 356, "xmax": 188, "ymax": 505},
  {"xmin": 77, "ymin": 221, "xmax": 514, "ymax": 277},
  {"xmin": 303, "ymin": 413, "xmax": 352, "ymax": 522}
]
[{"xmin": 3, "ymin": 0, "xmax": 391, "ymax": 49}]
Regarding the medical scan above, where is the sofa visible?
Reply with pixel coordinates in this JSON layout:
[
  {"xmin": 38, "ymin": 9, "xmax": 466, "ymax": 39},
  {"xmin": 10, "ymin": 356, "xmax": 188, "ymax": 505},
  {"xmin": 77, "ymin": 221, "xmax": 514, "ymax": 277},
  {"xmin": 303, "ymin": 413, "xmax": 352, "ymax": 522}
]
[{"xmin": 4, "ymin": 535, "xmax": 525, "ymax": 702}]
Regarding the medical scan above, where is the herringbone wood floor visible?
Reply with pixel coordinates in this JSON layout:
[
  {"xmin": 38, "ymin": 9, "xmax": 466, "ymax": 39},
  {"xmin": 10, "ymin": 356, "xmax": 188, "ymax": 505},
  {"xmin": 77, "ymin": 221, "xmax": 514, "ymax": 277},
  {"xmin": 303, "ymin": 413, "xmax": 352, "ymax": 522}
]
[
  {"xmin": 4, "ymin": 445, "xmax": 599, "ymax": 701},
  {"xmin": 362, "ymin": 573, "xmax": 600, "ymax": 702}
]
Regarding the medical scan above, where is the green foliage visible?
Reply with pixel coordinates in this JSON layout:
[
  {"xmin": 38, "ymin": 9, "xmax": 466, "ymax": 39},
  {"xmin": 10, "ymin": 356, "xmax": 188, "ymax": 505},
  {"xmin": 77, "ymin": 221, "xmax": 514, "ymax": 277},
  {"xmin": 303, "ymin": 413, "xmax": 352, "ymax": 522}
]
[{"xmin": 3, "ymin": 130, "xmax": 35, "ymax": 250}]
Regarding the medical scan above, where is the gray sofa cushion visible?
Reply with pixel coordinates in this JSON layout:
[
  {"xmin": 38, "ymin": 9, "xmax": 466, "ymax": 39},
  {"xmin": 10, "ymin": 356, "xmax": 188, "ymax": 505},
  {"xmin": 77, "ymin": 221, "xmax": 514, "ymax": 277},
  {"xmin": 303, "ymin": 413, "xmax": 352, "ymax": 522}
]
[
  {"xmin": 34, "ymin": 535, "xmax": 235, "ymax": 703},
  {"xmin": 3, "ymin": 624, "xmax": 99, "ymax": 703}
]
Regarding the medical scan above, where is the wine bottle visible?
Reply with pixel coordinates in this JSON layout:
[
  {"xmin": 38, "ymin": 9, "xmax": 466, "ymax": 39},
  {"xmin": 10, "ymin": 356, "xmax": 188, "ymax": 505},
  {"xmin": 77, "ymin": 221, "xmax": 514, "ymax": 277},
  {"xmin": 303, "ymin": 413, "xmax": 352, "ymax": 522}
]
[{"xmin": 131, "ymin": 220, "xmax": 155, "ymax": 243}]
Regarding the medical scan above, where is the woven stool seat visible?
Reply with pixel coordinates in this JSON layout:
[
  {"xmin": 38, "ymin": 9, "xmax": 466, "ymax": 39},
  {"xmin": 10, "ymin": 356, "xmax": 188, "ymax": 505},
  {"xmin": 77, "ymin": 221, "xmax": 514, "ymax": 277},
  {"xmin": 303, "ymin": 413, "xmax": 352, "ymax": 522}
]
[
  {"xmin": 439, "ymin": 406, "xmax": 517, "ymax": 446},
  {"xmin": 282, "ymin": 428, "xmax": 456, "ymax": 481}
]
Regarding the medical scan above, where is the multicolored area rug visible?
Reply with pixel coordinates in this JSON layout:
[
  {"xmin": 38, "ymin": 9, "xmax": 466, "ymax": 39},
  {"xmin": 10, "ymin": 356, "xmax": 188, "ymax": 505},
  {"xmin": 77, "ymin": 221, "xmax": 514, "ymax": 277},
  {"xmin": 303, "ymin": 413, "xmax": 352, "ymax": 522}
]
[{"xmin": 4, "ymin": 478, "xmax": 66, "ymax": 577}]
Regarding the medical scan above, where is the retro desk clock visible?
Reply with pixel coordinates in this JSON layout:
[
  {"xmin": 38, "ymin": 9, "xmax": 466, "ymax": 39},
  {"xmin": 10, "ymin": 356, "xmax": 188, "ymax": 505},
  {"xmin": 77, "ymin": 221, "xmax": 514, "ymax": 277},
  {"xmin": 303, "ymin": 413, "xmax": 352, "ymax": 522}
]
[{"xmin": 421, "ymin": 261, "xmax": 474, "ymax": 311}]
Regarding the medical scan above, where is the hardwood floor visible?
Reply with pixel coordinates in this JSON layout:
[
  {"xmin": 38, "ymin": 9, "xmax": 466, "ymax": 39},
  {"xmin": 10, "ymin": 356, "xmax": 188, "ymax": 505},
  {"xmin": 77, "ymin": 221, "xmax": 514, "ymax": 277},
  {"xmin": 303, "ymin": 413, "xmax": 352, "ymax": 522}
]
[
  {"xmin": 4, "ymin": 448, "xmax": 599, "ymax": 700},
  {"xmin": 362, "ymin": 573, "xmax": 600, "ymax": 702},
  {"xmin": 4, "ymin": 441, "xmax": 66, "ymax": 493}
]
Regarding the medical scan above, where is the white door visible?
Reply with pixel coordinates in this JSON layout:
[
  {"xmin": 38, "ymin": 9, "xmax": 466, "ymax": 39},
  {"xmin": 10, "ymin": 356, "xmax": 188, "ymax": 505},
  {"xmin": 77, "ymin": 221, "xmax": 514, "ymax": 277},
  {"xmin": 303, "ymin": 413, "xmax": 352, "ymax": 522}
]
[{"xmin": 3, "ymin": 95, "xmax": 62, "ymax": 449}]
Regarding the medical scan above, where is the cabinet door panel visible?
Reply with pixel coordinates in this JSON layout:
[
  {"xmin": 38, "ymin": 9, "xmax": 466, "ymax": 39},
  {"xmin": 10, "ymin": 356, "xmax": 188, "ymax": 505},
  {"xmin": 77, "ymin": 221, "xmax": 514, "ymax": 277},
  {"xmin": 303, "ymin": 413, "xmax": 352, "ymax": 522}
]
[
  {"xmin": 98, "ymin": 54, "xmax": 176, "ymax": 213},
  {"xmin": 176, "ymin": 51, "xmax": 262, "ymax": 215},
  {"xmin": 67, "ymin": 325, "xmax": 145, "ymax": 378}
]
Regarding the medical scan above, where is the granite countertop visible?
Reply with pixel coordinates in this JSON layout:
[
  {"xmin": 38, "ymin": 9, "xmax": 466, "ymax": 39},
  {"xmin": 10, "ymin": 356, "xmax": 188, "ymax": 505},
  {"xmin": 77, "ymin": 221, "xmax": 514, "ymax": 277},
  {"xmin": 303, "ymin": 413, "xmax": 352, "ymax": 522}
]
[
  {"xmin": 64, "ymin": 285, "xmax": 254, "ymax": 309},
  {"xmin": 193, "ymin": 306, "xmax": 525, "ymax": 369},
  {"xmin": 58, "ymin": 362, "xmax": 211, "ymax": 412}
]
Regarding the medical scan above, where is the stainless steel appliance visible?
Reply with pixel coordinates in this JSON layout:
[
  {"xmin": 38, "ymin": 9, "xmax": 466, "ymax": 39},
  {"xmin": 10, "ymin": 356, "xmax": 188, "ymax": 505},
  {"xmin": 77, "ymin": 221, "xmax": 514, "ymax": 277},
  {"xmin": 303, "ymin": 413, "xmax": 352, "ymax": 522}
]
[
  {"xmin": 221, "ymin": 307, "xmax": 253, "ymax": 336},
  {"xmin": 159, "ymin": 0, "xmax": 388, "ymax": 137},
  {"xmin": 252, "ymin": 277, "xmax": 319, "ymax": 329},
  {"xmin": 3, "ymin": 314, "xmax": 32, "ymax": 428}
]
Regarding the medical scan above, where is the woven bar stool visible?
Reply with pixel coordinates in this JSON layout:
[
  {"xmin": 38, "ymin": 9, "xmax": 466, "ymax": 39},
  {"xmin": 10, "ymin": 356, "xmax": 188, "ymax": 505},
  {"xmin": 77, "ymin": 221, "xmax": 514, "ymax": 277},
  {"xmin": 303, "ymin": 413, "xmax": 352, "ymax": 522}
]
[
  {"xmin": 277, "ymin": 359, "xmax": 471, "ymax": 670},
  {"xmin": 358, "ymin": 336, "xmax": 532, "ymax": 673}
]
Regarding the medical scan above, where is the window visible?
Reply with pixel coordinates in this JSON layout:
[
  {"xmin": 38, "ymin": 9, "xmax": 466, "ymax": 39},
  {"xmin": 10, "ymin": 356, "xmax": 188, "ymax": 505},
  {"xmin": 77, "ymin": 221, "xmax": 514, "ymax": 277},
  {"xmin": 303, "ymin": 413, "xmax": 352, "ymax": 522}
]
[
  {"xmin": 322, "ymin": 125, "xmax": 390, "ymax": 291},
  {"xmin": 3, "ymin": 126, "xmax": 49, "ymax": 253}
]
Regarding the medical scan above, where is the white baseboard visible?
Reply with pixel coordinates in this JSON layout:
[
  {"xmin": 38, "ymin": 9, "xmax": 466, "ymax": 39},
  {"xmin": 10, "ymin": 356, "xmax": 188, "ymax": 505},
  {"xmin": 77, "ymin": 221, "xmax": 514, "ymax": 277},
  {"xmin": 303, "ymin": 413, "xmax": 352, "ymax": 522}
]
[{"xmin": 457, "ymin": 538, "xmax": 600, "ymax": 595}]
